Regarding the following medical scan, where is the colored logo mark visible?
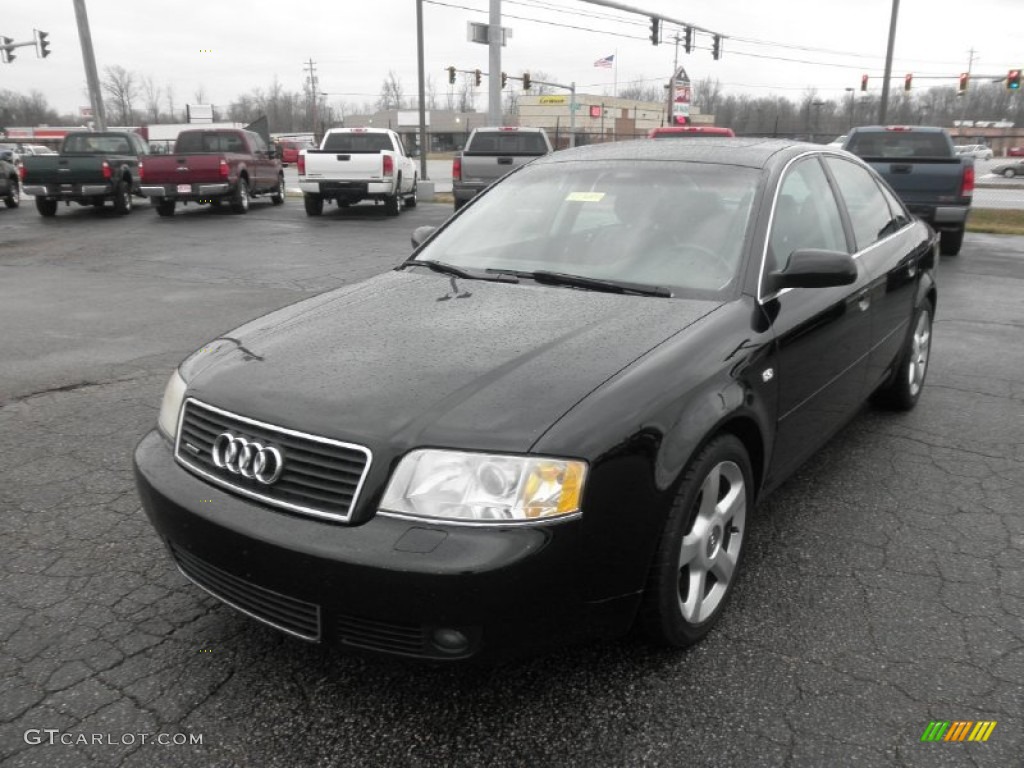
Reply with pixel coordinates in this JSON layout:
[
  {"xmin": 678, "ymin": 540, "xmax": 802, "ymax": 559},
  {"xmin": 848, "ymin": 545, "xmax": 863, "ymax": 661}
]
[{"xmin": 920, "ymin": 721, "xmax": 997, "ymax": 742}]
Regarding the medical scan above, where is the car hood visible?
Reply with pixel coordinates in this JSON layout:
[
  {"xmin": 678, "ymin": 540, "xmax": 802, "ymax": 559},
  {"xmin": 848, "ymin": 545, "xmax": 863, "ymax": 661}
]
[{"xmin": 185, "ymin": 269, "xmax": 721, "ymax": 455}]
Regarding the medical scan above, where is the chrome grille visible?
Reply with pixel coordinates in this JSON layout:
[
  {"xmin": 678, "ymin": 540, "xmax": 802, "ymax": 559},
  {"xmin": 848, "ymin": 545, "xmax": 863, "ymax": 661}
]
[
  {"xmin": 175, "ymin": 398, "xmax": 371, "ymax": 522},
  {"xmin": 171, "ymin": 544, "xmax": 321, "ymax": 641}
]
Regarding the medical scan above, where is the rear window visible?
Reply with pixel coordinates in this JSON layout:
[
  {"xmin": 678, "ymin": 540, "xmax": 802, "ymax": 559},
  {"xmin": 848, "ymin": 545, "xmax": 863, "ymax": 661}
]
[
  {"xmin": 174, "ymin": 132, "xmax": 247, "ymax": 153},
  {"xmin": 62, "ymin": 134, "xmax": 133, "ymax": 154},
  {"xmin": 321, "ymin": 133, "xmax": 394, "ymax": 153},
  {"xmin": 845, "ymin": 131, "xmax": 953, "ymax": 159},
  {"xmin": 465, "ymin": 132, "xmax": 549, "ymax": 156}
]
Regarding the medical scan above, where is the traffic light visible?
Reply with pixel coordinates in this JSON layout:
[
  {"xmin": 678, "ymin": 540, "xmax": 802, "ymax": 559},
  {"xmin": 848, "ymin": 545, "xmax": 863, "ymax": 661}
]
[
  {"xmin": 860, "ymin": 74, "xmax": 868, "ymax": 92},
  {"xmin": 904, "ymin": 73, "xmax": 912, "ymax": 92},
  {"xmin": 649, "ymin": 17, "xmax": 660, "ymax": 46},
  {"xmin": 35, "ymin": 29, "xmax": 50, "ymax": 59},
  {"xmin": 501, "ymin": 72, "xmax": 507, "ymax": 88},
  {"xmin": 683, "ymin": 27, "xmax": 692, "ymax": 54},
  {"xmin": 1008, "ymin": 69, "xmax": 1021, "ymax": 90},
  {"xmin": 522, "ymin": 72, "xmax": 531, "ymax": 90},
  {"xmin": 712, "ymin": 35, "xmax": 721, "ymax": 60},
  {"xmin": 474, "ymin": 69, "xmax": 481, "ymax": 87},
  {"xmin": 1, "ymin": 37, "xmax": 15, "ymax": 64},
  {"xmin": 447, "ymin": 65, "xmax": 455, "ymax": 85},
  {"xmin": 958, "ymin": 72, "xmax": 969, "ymax": 94}
]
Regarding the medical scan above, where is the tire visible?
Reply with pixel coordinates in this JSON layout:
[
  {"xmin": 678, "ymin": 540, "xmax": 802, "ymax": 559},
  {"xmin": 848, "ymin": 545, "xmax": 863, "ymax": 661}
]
[
  {"xmin": 230, "ymin": 178, "xmax": 250, "ymax": 214},
  {"xmin": 155, "ymin": 199, "xmax": 176, "ymax": 217},
  {"xmin": 303, "ymin": 193, "xmax": 324, "ymax": 216},
  {"xmin": 384, "ymin": 177, "xmax": 401, "ymax": 216},
  {"xmin": 453, "ymin": 198, "xmax": 466, "ymax": 213},
  {"xmin": 939, "ymin": 226, "xmax": 964, "ymax": 256},
  {"xmin": 405, "ymin": 176, "xmax": 418, "ymax": 208},
  {"xmin": 873, "ymin": 302, "xmax": 933, "ymax": 411},
  {"xmin": 3, "ymin": 178, "xmax": 19, "ymax": 208},
  {"xmin": 271, "ymin": 173, "xmax": 285, "ymax": 205},
  {"xmin": 639, "ymin": 434, "xmax": 752, "ymax": 648},
  {"xmin": 112, "ymin": 179, "xmax": 133, "ymax": 215},
  {"xmin": 36, "ymin": 197, "xmax": 58, "ymax": 217},
  {"xmin": 1004, "ymin": 168, "xmax": 1016, "ymax": 179}
]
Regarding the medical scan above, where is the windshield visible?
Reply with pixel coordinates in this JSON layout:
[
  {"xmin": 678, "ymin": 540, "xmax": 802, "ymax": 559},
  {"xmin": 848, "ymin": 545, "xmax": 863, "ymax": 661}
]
[{"xmin": 413, "ymin": 160, "xmax": 759, "ymax": 299}]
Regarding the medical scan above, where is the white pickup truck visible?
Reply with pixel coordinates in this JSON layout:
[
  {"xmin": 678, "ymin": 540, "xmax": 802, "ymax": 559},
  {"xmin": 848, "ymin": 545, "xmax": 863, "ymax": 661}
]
[{"xmin": 298, "ymin": 128, "xmax": 418, "ymax": 216}]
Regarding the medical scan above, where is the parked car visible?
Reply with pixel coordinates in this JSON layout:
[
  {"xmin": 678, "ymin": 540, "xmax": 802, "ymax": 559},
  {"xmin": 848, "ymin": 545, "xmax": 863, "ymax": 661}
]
[
  {"xmin": 138, "ymin": 128, "xmax": 284, "ymax": 216},
  {"xmin": 19, "ymin": 132, "xmax": 148, "ymax": 217},
  {"xmin": 299, "ymin": 127, "xmax": 417, "ymax": 216},
  {"xmin": 277, "ymin": 139, "xmax": 314, "ymax": 166},
  {"xmin": 0, "ymin": 143, "xmax": 22, "ymax": 168},
  {"xmin": 826, "ymin": 134, "xmax": 848, "ymax": 148},
  {"xmin": 647, "ymin": 126, "xmax": 736, "ymax": 138},
  {"xmin": 992, "ymin": 159, "xmax": 1024, "ymax": 178},
  {"xmin": 843, "ymin": 126, "xmax": 972, "ymax": 255},
  {"xmin": 453, "ymin": 126, "xmax": 552, "ymax": 211},
  {"xmin": 954, "ymin": 144, "xmax": 993, "ymax": 160},
  {"xmin": 1008, "ymin": 146, "xmax": 1024, "ymax": 157},
  {"xmin": 135, "ymin": 138, "xmax": 938, "ymax": 663},
  {"xmin": 0, "ymin": 158, "xmax": 20, "ymax": 209},
  {"xmin": 19, "ymin": 144, "xmax": 58, "ymax": 157}
]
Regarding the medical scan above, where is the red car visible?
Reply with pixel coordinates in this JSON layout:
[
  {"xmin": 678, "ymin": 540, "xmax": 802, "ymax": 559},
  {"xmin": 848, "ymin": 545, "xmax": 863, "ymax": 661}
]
[
  {"xmin": 648, "ymin": 126, "xmax": 736, "ymax": 138},
  {"xmin": 1008, "ymin": 146, "xmax": 1024, "ymax": 157},
  {"xmin": 278, "ymin": 139, "xmax": 315, "ymax": 166}
]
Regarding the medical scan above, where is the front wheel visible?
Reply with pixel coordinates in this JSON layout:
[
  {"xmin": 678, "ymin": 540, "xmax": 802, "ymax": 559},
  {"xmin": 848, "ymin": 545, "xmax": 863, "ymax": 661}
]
[
  {"xmin": 271, "ymin": 173, "xmax": 285, "ymax": 205},
  {"xmin": 36, "ymin": 197, "xmax": 58, "ymax": 217},
  {"xmin": 1004, "ymin": 168, "xmax": 1017, "ymax": 179},
  {"xmin": 230, "ymin": 178, "xmax": 250, "ymax": 214},
  {"xmin": 873, "ymin": 302, "xmax": 932, "ymax": 411},
  {"xmin": 940, "ymin": 226, "xmax": 964, "ymax": 256},
  {"xmin": 303, "ymin": 193, "xmax": 324, "ymax": 216},
  {"xmin": 639, "ymin": 434, "xmax": 752, "ymax": 648},
  {"xmin": 3, "ymin": 178, "xmax": 19, "ymax": 208},
  {"xmin": 112, "ymin": 179, "xmax": 133, "ymax": 214}
]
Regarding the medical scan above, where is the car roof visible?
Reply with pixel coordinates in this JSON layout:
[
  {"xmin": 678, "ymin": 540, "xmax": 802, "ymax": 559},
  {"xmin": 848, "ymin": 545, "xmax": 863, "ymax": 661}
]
[
  {"xmin": 850, "ymin": 125, "xmax": 948, "ymax": 134},
  {"xmin": 532, "ymin": 137, "xmax": 819, "ymax": 170}
]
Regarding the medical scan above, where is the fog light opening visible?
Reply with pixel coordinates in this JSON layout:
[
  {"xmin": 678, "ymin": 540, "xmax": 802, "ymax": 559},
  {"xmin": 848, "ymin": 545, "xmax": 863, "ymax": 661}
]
[{"xmin": 431, "ymin": 628, "xmax": 469, "ymax": 654}]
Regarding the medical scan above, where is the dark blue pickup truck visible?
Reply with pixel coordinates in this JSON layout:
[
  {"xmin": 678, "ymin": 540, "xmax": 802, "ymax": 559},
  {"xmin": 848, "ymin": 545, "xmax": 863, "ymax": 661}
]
[{"xmin": 842, "ymin": 126, "xmax": 972, "ymax": 256}]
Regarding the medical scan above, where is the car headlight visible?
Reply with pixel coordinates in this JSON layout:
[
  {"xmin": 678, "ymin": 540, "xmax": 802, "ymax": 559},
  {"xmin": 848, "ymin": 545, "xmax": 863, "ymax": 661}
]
[
  {"xmin": 157, "ymin": 369, "xmax": 187, "ymax": 441},
  {"xmin": 380, "ymin": 449, "xmax": 587, "ymax": 524}
]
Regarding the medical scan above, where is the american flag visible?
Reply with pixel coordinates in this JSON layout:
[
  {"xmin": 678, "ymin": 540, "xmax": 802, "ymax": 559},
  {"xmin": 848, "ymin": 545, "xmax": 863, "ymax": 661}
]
[{"xmin": 594, "ymin": 55, "xmax": 614, "ymax": 68}]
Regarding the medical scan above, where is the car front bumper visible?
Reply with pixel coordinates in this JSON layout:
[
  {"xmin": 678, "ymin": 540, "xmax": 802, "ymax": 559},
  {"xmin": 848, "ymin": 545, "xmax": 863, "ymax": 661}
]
[{"xmin": 133, "ymin": 430, "xmax": 638, "ymax": 662}]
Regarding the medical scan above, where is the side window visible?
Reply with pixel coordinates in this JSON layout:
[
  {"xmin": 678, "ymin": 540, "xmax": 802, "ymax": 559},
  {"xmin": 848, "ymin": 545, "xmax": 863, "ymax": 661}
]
[
  {"xmin": 825, "ymin": 157, "xmax": 898, "ymax": 250},
  {"xmin": 876, "ymin": 179, "xmax": 911, "ymax": 231},
  {"xmin": 767, "ymin": 157, "xmax": 848, "ymax": 275},
  {"xmin": 248, "ymin": 133, "xmax": 267, "ymax": 153}
]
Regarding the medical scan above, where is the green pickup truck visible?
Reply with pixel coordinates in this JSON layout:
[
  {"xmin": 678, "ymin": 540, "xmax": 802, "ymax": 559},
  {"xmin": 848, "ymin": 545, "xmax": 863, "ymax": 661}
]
[{"xmin": 20, "ymin": 131, "xmax": 149, "ymax": 217}]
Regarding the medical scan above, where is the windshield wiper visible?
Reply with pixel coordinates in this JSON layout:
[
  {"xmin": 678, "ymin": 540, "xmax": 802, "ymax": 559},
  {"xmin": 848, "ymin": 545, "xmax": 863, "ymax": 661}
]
[
  {"xmin": 402, "ymin": 260, "xmax": 518, "ymax": 283},
  {"xmin": 486, "ymin": 268, "xmax": 673, "ymax": 298}
]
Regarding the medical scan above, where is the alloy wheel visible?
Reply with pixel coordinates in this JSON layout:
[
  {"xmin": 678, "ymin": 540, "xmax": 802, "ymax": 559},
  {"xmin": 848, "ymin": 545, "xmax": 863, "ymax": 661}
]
[{"xmin": 907, "ymin": 309, "xmax": 931, "ymax": 397}]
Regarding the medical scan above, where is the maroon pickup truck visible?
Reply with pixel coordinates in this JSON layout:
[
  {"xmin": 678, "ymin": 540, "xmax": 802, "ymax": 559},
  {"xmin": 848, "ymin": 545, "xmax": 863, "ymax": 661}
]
[{"xmin": 139, "ymin": 129, "xmax": 284, "ymax": 216}]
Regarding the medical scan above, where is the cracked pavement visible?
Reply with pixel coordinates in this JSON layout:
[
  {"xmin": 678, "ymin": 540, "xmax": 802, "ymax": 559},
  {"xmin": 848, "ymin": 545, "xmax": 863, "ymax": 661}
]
[{"xmin": 1, "ymin": 199, "xmax": 1021, "ymax": 767}]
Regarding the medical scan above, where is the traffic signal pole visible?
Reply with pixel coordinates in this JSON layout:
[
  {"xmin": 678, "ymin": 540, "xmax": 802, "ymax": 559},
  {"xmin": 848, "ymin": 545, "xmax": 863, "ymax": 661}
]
[
  {"xmin": 73, "ymin": 0, "xmax": 106, "ymax": 130},
  {"xmin": 488, "ymin": 0, "xmax": 501, "ymax": 124},
  {"xmin": 877, "ymin": 0, "xmax": 899, "ymax": 124}
]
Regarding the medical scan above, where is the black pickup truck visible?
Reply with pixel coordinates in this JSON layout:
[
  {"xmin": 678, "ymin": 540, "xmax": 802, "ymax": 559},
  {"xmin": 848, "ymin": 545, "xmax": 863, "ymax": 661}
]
[
  {"xmin": 20, "ymin": 131, "xmax": 148, "ymax": 217},
  {"xmin": 842, "ymin": 126, "xmax": 972, "ymax": 255}
]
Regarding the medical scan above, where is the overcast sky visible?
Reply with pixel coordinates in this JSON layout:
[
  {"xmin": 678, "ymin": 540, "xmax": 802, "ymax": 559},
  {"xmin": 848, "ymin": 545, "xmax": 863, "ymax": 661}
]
[{"xmin": 3, "ymin": 0, "xmax": 1022, "ymax": 120}]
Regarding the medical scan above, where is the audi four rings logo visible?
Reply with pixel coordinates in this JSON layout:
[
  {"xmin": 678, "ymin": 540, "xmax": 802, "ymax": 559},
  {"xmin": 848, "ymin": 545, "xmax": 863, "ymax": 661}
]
[{"xmin": 211, "ymin": 432, "xmax": 284, "ymax": 485}]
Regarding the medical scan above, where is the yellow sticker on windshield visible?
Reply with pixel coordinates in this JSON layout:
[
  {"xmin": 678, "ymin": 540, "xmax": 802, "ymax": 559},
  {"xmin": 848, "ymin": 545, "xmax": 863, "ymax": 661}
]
[{"xmin": 566, "ymin": 192, "xmax": 606, "ymax": 202}]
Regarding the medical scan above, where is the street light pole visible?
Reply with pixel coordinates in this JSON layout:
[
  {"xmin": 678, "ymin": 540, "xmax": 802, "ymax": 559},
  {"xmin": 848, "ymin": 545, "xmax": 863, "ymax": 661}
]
[
  {"xmin": 845, "ymin": 87, "xmax": 855, "ymax": 129},
  {"xmin": 415, "ymin": 0, "xmax": 429, "ymax": 182},
  {"xmin": 72, "ymin": 0, "xmax": 106, "ymax": 130},
  {"xmin": 878, "ymin": 0, "xmax": 900, "ymax": 124}
]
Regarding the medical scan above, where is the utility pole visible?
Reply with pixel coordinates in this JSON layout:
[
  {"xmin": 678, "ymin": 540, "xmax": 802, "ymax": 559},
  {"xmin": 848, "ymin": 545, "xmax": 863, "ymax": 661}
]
[
  {"xmin": 304, "ymin": 59, "xmax": 319, "ymax": 140},
  {"xmin": 488, "ymin": 0, "xmax": 501, "ymax": 123},
  {"xmin": 878, "ymin": 0, "xmax": 900, "ymax": 124},
  {"xmin": 72, "ymin": 0, "xmax": 106, "ymax": 130},
  {"xmin": 415, "ymin": 0, "xmax": 428, "ymax": 182}
]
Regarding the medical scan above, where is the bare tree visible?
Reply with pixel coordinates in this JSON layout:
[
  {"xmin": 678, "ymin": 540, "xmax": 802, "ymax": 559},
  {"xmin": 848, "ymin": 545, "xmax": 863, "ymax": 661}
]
[
  {"xmin": 378, "ymin": 70, "xmax": 405, "ymax": 111},
  {"xmin": 618, "ymin": 78, "xmax": 661, "ymax": 103},
  {"xmin": 426, "ymin": 74, "xmax": 439, "ymax": 111},
  {"xmin": 526, "ymin": 70, "xmax": 556, "ymax": 96},
  {"xmin": 102, "ymin": 65, "xmax": 139, "ymax": 125},
  {"xmin": 692, "ymin": 77, "xmax": 723, "ymax": 116},
  {"xmin": 193, "ymin": 85, "xmax": 207, "ymax": 104},
  {"xmin": 456, "ymin": 78, "xmax": 476, "ymax": 113},
  {"xmin": 166, "ymin": 85, "xmax": 177, "ymax": 122},
  {"xmin": 141, "ymin": 75, "xmax": 162, "ymax": 122}
]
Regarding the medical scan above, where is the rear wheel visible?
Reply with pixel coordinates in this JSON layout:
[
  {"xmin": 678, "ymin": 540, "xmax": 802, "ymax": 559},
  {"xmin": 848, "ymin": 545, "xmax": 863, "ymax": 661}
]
[
  {"xmin": 303, "ymin": 193, "xmax": 324, "ymax": 216},
  {"xmin": 873, "ymin": 302, "xmax": 932, "ymax": 411},
  {"xmin": 35, "ymin": 197, "xmax": 58, "ymax": 217},
  {"xmin": 384, "ymin": 177, "xmax": 401, "ymax": 216},
  {"xmin": 940, "ymin": 226, "xmax": 964, "ymax": 256},
  {"xmin": 155, "ymin": 199, "xmax": 176, "ymax": 217},
  {"xmin": 3, "ymin": 178, "xmax": 19, "ymax": 208},
  {"xmin": 230, "ymin": 178, "xmax": 250, "ymax": 214},
  {"xmin": 271, "ymin": 173, "xmax": 285, "ymax": 205},
  {"xmin": 640, "ymin": 434, "xmax": 752, "ymax": 648},
  {"xmin": 405, "ymin": 176, "xmax": 418, "ymax": 208},
  {"xmin": 112, "ymin": 179, "xmax": 133, "ymax": 214},
  {"xmin": 1004, "ymin": 168, "xmax": 1017, "ymax": 179}
]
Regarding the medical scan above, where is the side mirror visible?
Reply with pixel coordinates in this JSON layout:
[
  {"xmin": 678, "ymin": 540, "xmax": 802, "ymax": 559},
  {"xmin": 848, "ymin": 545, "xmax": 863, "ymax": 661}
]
[
  {"xmin": 411, "ymin": 225, "xmax": 437, "ymax": 249},
  {"xmin": 766, "ymin": 249, "xmax": 857, "ymax": 292}
]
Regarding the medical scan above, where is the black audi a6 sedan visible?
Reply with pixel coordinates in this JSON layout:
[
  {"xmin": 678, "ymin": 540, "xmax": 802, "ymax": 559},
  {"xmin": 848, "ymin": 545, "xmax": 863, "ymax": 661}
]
[{"xmin": 135, "ymin": 139, "xmax": 938, "ymax": 662}]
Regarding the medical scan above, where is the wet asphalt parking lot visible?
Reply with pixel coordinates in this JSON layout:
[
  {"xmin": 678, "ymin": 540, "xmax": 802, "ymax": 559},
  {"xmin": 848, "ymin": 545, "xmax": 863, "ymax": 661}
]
[{"xmin": 0, "ymin": 195, "xmax": 1021, "ymax": 767}]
